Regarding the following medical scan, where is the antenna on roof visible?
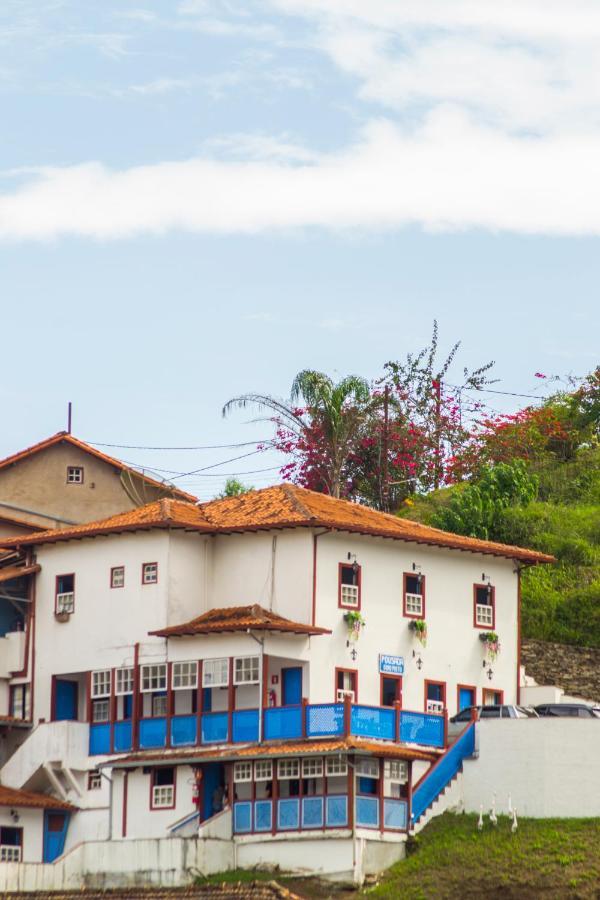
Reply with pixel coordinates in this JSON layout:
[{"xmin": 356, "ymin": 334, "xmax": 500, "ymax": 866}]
[{"xmin": 67, "ymin": 402, "xmax": 72, "ymax": 435}]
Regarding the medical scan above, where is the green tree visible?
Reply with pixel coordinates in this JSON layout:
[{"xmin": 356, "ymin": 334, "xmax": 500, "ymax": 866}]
[{"xmin": 215, "ymin": 477, "xmax": 254, "ymax": 499}]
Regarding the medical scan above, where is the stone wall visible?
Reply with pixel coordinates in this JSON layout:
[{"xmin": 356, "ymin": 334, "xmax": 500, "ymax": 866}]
[{"xmin": 521, "ymin": 639, "xmax": 600, "ymax": 703}]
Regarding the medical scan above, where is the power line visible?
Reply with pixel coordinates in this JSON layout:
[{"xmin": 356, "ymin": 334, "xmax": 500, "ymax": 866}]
[{"xmin": 85, "ymin": 439, "xmax": 269, "ymax": 451}]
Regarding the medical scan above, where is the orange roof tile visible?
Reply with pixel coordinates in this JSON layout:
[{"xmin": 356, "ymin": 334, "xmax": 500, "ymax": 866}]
[
  {"xmin": 0, "ymin": 432, "xmax": 196, "ymax": 502},
  {"xmin": 0, "ymin": 784, "xmax": 76, "ymax": 811},
  {"xmin": 0, "ymin": 484, "xmax": 554, "ymax": 564},
  {"xmin": 150, "ymin": 604, "xmax": 330, "ymax": 638},
  {"xmin": 108, "ymin": 737, "xmax": 437, "ymax": 768}
]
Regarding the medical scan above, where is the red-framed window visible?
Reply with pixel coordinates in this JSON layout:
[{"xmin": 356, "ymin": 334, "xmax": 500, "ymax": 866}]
[
  {"xmin": 110, "ymin": 566, "xmax": 125, "ymax": 589},
  {"xmin": 338, "ymin": 563, "xmax": 361, "ymax": 610},
  {"xmin": 66, "ymin": 466, "xmax": 84, "ymax": 484},
  {"xmin": 55, "ymin": 574, "xmax": 75, "ymax": 615},
  {"xmin": 424, "ymin": 679, "xmax": 446, "ymax": 714},
  {"xmin": 482, "ymin": 688, "xmax": 504, "ymax": 706},
  {"xmin": 335, "ymin": 668, "xmax": 358, "ymax": 702},
  {"xmin": 150, "ymin": 767, "xmax": 176, "ymax": 810},
  {"xmin": 403, "ymin": 572, "xmax": 425, "ymax": 618},
  {"xmin": 142, "ymin": 562, "xmax": 158, "ymax": 585},
  {"xmin": 473, "ymin": 583, "xmax": 495, "ymax": 629},
  {"xmin": 380, "ymin": 674, "xmax": 402, "ymax": 707},
  {"xmin": 457, "ymin": 684, "xmax": 477, "ymax": 713}
]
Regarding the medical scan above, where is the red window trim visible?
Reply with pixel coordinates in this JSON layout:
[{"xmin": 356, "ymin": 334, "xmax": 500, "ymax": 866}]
[
  {"xmin": 142, "ymin": 562, "xmax": 158, "ymax": 586},
  {"xmin": 110, "ymin": 566, "xmax": 125, "ymax": 589},
  {"xmin": 473, "ymin": 583, "xmax": 496, "ymax": 629},
  {"xmin": 334, "ymin": 667, "xmax": 358, "ymax": 702},
  {"xmin": 54, "ymin": 573, "xmax": 75, "ymax": 615},
  {"xmin": 402, "ymin": 572, "xmax": 426, "ymax": 619},
  {"xmin": 149, "ymin": 766, "xmax": 176, "ymax": 810},
  {"xmin": 456, "ymin": 684, "xmax": 477, "ymax": 714},
  {"xmin": 423, "ymin": 679, "xmax": 446, "ymax": 713},
  {"xmin": 380, "ymin": 673, "xmax": 402, "ymax": 707},
  {"xmin": 338, "ymin": 562, "xmax": 361, "ymax": 610},
  {"xmin": 482, "ymin": 688, "xmax": 504, "ymax": 706},
  {"xmin": 66, "ymin": 465, "xmax": 84, "ymax": 485}
]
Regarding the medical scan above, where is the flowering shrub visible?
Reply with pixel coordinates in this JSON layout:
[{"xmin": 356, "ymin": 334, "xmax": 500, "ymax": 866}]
[
  {"xmin": 479, "ymin": 631, "xmax": 501, "ymax": 661},
  {"xmin": 409, "ymin": 618, "xmax": 428, "ymax": 647}
]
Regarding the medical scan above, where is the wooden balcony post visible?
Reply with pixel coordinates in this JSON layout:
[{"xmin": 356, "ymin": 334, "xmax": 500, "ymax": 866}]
[
  {"xmin": 301, "ymin": 697, "xmax": 308, "ymax": 738},
  {"xmin": 394, "ymin": 700, "xmax": 402, "ymax": 743},
  {"xmin": 344, "ymin": 695, "xmax": 352, "ymax": 737}
]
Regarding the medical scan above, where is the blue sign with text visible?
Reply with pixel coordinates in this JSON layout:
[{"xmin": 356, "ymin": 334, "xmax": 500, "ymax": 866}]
[{"xmin": 379, "ymin": 654, "xmax": 405, "ymax": 675}]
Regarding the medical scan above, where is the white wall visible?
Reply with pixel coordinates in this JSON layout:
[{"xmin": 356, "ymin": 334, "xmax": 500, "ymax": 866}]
[
  {"xmin": 462, "ymin": 719, "xmax": 600, "ymax": 817},
  {"xmin": 116, "ymin": 765, "xmax": 197, "ymax": 840},
  {"xmin": 0, "ymin": 807, "xmax": 44, "ymax": 863}
]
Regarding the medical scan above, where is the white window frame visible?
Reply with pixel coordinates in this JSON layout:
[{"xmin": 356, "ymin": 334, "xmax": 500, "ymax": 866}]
[
  {"xmin": 141, "ymin": 663, "xmax": 167, "ymax": 693},
  {"xmin": 88, "ymin": 769, "xmax": 102, "ymax": 790},
  {"xmin": 115, "ymin": 667, "xmax": 134, "ymax": 696},
  {"xmin": 426, "ymin": 699, "xmax": 445, "ymax": 714},
  {"xmin": 302, "ymin": 757, "xmax": 323, "ymax": 778},
  {"xmin": 326, "ymin": 755, "xmax": 347, "ymax": 776},
  {"xmin": 385, "ymin": 760, "xmax": 408, "ymax": 782},
  {"xmin": 142, "ymin": 562, "xmax": 158, "ymax": 585},
  {"xmin": 475, "ymin": 603, "xmax": 494, "ymax": 627},
  {"xmin": 340, "ymin": 583, "xmax": 359, "ymax": 608},
  {"xmin": 202, "ymin": 658, "xmax": 229, "ymax": 688},
  {"xmin": 56, "ymin": 592, "xmax": 75, "ymax": 615},
  {"xmin": 277, "ymin": 758, "xmax": 300, "ymax": 780},
  {"xmin": 152, "ymin": 694, "xmax": 167, "ymax": 717},
  {"xmin": 91, "ymin": 670, "xmax": 111, "ymax": 699},
  {"xmin": 336, "ymin": 689, "xmax": 355, "ymax": 702},
  {"xmin": 233, "ymin": 761, "xmax": 253, "ymax": 783},
  {"xmin": 152, "ymin": 785, "xmax": 174, "ymax": 808},
  {"xmin": 66, "ymin": 466, "xmax": 84, "ymax": 484},
  {"xmin": 405, "ymin": 593, "xmax": 423, "ymax": 616},
  {"xmin": 92, "ymin": 699, "xmax": 110, "ymax": 723},
  {"xmin": 234, "ymin": 656, "xmax": 260, "ymax": 686},
  {"xmin": 356, "ymin": 757, "xmax": 379, "ymax": 778},
  {"xmin": 254, "ymin": 760, "xmax": 273, "ymax": 781},
  {"xmin": 172, "ymin": 661, "xmax": 198, "ymax": 690},
  {"xmin": 0, "ymin": 845, "xmax": 22, "ymax": 862},
  {"xmin": 111, "ymin": 566, "xmax": 125, "ymax": 588}
]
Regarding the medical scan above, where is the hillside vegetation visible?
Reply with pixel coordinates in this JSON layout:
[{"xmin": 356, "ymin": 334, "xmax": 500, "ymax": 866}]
[{"xmin": 401, "ymin": 448, "xmax": 600, "ymax": 648}]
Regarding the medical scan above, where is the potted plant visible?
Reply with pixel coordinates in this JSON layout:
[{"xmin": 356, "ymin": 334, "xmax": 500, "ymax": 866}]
[
  {"xmin": 344, "ymin": 611, "xmax": 365, "ymax": 643},
  {"xmin": 409, "ymin": 618, "xmax": 428, "ymax": 647},
  {"xmin": 479, "ymin": 631, "xmax": 500, "ymax": 661}
]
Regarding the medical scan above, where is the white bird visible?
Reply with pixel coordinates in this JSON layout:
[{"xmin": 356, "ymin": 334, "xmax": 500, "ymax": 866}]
[
  {"xmin": 477, "ymin": 804, "xmax": 484, "ymax": 831},
  {"xmin": 508, "ymin": 793, "xmax": 513, "ymax": 816},
  {"xmin": 489, "ymin": 794, "xmax": 498, "ymax": 826},
  {"xmin": 512, "ymin": 808, "xmax": 518, "ymax": 833}
]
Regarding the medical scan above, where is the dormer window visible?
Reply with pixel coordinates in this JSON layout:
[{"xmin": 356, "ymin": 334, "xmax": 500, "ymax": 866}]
[
  {"xmin": 66, "ymin": 466, "xmax": 84, "ymax": 484},
  {"xmin": 338, "ymin": 563, "xmax": 361, "ymax": 609}
]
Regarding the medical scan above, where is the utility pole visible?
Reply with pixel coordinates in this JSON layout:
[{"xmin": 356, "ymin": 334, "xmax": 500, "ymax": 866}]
[
  {"xmin": 434, "ymin": 378, "xmax": 441, "ymax": 490},
  {"xmin": 67, "ymin": 402, "xmax": 72, "ymax": 434},
  {"xmin": 382, "ymin": 385, "xmax": 390, "ymax": 512}
]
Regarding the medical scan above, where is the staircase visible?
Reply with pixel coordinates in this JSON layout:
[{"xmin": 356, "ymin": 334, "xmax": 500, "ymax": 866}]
[
  {"xmin": 0, "ymin": 721, "xmax": 89, "ymax": 797},
  {"xmin": 411, "ymin": 722, "xmax": 476, "ymax": 830}
]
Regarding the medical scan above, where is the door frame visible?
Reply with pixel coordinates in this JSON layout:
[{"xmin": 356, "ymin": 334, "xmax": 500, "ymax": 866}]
[
  {"xmin": 380, "ymin": 674, "xmax": 403, "ymax": 707},
  {"xmin": 51, "ymin": 676, "xmax": 79, "ymax": 722},
  {"xmin": 457, "ymin": 684, "xmax": 477, "ymax": 714}
]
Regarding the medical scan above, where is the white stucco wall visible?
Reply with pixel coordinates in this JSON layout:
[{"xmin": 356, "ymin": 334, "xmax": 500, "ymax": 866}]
[
  {"xmin": 0, "ymin": 807, "xmax": 44, "ymax": 863},
  {"xmin": 462, "ymin": 719, "xmax": 600, "ymax": 817},
  {"xmin": 114, "ymin": 765, "xmax": 197, "ymax": 841}
]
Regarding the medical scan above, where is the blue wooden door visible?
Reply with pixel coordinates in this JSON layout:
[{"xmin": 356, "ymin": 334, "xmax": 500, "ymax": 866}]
[
  {"xmin": 43, "ymin": 812, "xmax": 69, "ymax": 862},
  {"xmin": 54, "ymin": 680, "xmax": 77, "ymax": 720},
  {"xmin": 202, "ymin": 763, "xmax": 225, "ymax": 821},
  {"xmin": 459, "ymin": 687, "xmax": 475, "ymax": 711},
  {"xmin": 282, "ymin": 667, "xmax": 302, "ymax": 706}
]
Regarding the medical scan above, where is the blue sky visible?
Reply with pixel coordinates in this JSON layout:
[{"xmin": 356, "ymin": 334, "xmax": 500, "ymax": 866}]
[{"xmin": 0, "ymin": 1, "xmax": 598, "ymax": 499}]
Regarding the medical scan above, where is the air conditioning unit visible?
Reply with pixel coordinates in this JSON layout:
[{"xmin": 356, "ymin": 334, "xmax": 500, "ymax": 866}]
[{"xmin": 336, "ymin": 689, "xmax": 355, "ymax": 702}]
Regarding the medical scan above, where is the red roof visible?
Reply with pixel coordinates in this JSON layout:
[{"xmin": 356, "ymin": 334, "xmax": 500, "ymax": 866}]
[
  {"xmin": 0, "ymin": 432, "xmax": 196, "ymax": 502},
  {"xmin": 109, "ymin": 737, "xmax": 437, "ymax": 768},
  {"xmin": 150, "ymin": 604, "xmax": 330, "ymax": 638},
  {"xmin": 0, "ymin": 784, "xmax": 76, "ymax": 811},
  {"xmin": 0, "ymin": 483, "xmax": 554, "ymax": 564}
]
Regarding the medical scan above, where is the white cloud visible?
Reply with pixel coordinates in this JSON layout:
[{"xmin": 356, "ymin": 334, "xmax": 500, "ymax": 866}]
[
  {"xmin": 3, "ymin": 112, "xmax": 600, "ymax": 240},
  {"xmin": 125, "ymin": 78, "xmax": 191, "ymax": 97}
]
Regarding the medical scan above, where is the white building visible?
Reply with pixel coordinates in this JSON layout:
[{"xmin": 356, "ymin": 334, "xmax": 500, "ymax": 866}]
[{"xmin": 0, "ymin": 485, "xmax": 552, "ymax": 886}]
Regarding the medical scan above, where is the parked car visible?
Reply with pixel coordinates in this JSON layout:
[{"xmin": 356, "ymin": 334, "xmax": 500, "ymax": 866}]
[
  {"xmin": 448, "ymin": 704, "xmax": 537, "ymax": 737},
  {"xmin": 534, "ymin": 703, "xmax": 600, "ymax": 718}
]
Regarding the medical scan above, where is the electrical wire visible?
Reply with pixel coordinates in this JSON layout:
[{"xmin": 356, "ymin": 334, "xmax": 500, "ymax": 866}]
[{"xmin": 85, "ymin": 439, "xmax": 270, "ymax": 451}]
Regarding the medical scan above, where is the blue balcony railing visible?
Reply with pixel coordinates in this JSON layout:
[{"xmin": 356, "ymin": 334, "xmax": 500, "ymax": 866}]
[
  {"xmin": 88, "ymin": 702, "xmax": 447, "ymax": 755},
  {"xmin": 233, "ymin": 795, "xmax": 349, "ymax": 834}
]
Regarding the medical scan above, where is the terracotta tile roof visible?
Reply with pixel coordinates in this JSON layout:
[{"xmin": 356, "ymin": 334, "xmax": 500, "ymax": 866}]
[
  {"xmin": 0, "ymin": 431, "xmax": 196, "ymax": 502},
  {"xmin": 0, "ymin": 784, "xmax": 76, "ymax": 811},
  {"xmin": 150, "ymin": 604, "xmax": 330, "ymax": 638},
  {"xmin": 0, "ymin": 483, "xmax": 554, "ymax": 564},
  {"xmin": 0, "ymin": 563, "xmax": 40, "ymax": 584},
  {"xmin": 107, "ymin": 737, "xmax": 436, "ymax": 768}
]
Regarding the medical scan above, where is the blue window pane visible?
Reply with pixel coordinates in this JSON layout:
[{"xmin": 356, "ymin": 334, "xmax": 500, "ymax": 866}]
[
  {"xmin": 278, "ymin": 799, "xmax": 300, "ymax": 830},
  {"xmin": 139, "ymin": 717, "xmax": 167, "ymax": 749},
  {"xmin": 326, "ymin": 795, "xmax": 348, "ymax": 827},
  {"xmin": 302, "ymin": 797, "xmax": 324, "ymax": 829},
  {"xmin": 264, "ymin": 706, "xmax": 302, "ymax": 741},
  {"xmin": 384, "ymin": 799, "xmax": 407, "ymax": 830},
  {"xmin": 171, "ymin": 715, "xmax": 197, "ymax": 746},
  {"xmin": 254, "ymin": 800, "xmax": 272, "ymax": 832},
  {"xmin": 89, "ymin": 723, "xmax": 110, "ymax": 755},
  {"xmin": 232, "ymin": 709, "xmax": 259, "ymax": 743},
  {"xmin": 201, "ymin": 712, "xmax": 229, "ymax": 744},
  {"xmin": 233, "ymin": 802, "xmax": 252, "ymax": 833},
  {"xmin": 113, "ymin": 721, "xmax": 132, "ymax": 752}
]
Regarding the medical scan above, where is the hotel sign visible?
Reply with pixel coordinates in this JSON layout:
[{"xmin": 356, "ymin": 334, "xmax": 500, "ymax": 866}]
[{"xmin": 379, "ymin": 654, "xmax": 405, "ymax": 675}]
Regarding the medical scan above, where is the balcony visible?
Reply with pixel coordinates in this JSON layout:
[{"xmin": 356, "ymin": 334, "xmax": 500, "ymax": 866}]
[{"xmin": 88, "ymin": 701, "xmax": 446, "ymax": 757}]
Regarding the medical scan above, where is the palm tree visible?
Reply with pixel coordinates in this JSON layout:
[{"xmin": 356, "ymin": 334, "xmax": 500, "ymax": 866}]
[{"xmin": 223, "ymin": 370, "xmax": 372, "ymax": 498}]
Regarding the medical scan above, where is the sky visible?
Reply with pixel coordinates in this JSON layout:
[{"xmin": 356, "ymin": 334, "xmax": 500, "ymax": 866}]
[{"xmin": 0, "ymin": 0, "xmax": 598, "ymax": 499}]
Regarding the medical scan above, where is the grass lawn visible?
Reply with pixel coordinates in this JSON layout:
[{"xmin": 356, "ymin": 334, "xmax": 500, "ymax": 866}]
[{"xmin": 200, "ymin": 813, "xmax": 600, "ymax": 899}]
